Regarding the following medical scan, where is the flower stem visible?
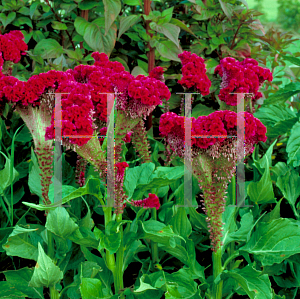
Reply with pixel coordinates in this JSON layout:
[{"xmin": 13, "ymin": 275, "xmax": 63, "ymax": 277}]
[
  {"xmin": 47, "ymin": 231, "xmax": 59, "ymax": 299},
  {"xmin": 151, "ymin": 208, "xmax": 159, "ymax": 263},
  {"xmin": 49, "ymin": 286, "xmax": 60, "ymax": 299},
  {"xmin": 114, "ymin": 214, "xmax": 124, "ymax": 298},
  {"xmin": 212, "ymin": 246, "xmax": 223, "ymax": 299},
  {"xmin": 104, "ymin": 207, "xmax": 116, "ymax": 275}
]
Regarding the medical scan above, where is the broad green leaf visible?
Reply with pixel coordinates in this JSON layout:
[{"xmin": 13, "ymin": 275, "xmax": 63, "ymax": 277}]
[
  {"xmin": 159, "ymin": 7, "xmax": 173, "ymax": 24},
  {"xmin": 2, "ymin": 226, "xmax": 39, "ymax": 261},
  {"xmin": 248, "ymin": 159, "xmax": 275, "ymax": 205},
  {"xmin": 218, "ymin": 0, "xmax": 233, "ymax": 24},
  {"xmin": 29, "ymin": 243, "xmax": 63, "ymax": 288},
  {"xmin": 131, "ymin": 66, "xmax": 148, "ymax": 76},
  {"xmin": 286, "ymin": 121, "xmax": 300, "ymax": 167},
  {"xmin": 0, "ymin": 281, "xmax": 27, "ymax": 298},
  {"xmin": 103, "ymin": 0, "xmax": 121, "ymax": 35},
  {"xmin": 123, "ymin": 0, "xmax": 140, "ymax": 5},
  {"xmin": 240, "ymin": 218, "xmax": 300, "ymax": 266},
  {"xmin": 32, "ymin": 30, "xmax": 45, "ymax": 43},
  {"xmin": 191, "ymin": 103, "xmax": 215, "ymax": 118},
  {"xmin": 80, "ymin": 278, "xmax": 104, "ymax": 299},
  {"xmin": 0, "ymin": 152, "xmax": 19, "ymax": 196},
  {"xmin": 169, "ymin": 18, "xmax": 196, "ymax": 36},
  {"xmin": 276, "ymin": 169, "xmax": 300, "ymax": 218},
  {"xmin": 29, "ymin": 2, "xmax": 39, "ymax": 18},
  {"xmin": 262, "ymin": 82, "xmax": 300, "ymax": 106},
  {"xmin": 68, "ymin": 227, "xmax": 99, "ymax": 249},
  {"xmin": 12, "ymin": 16, "xmax": 32, "ymax": 28},
  {"xmin": 138, "ymin": 220, "xmax": 185, "ymax": 247},
  {"xmin": 188, "ymin": 207, "xmax": 208, "ymax": 230},
  {"xmin": 164, "ymin": 268, "xmax": 198, "ymax": 298},
  {"xmin": 134, "ymin": 276, "xmax": 157, "ymax": 293},
  {"xmin": 118, "ymin": 15, "xmax": 141, "ymax": 40},
  {"xmin": 51, "ymin": 21, "xmax": 67, "ymax": 30},
  {"xmin": 252, "ymin": 139, "xmax": 277, "ymax": 175},
  {"xmin": 4, "ymin": 267, "xmax": 44, "ymax": 299},
  {"xmin": 170, "ymin": 208, "xmax": 192, "ymax": 240},
  {"xmin": 271, "ymin": 162, "xmax": 289, "ymax": 182},
  {"xmin": 150, "ymin": 22, "xmax": 180, "ymax": 48},
  {"xmin": 83, "ymin": 22, "xmax": 117, "ymax": 56},
  {"xmin": 260, "ymin": 198, "xmax": 282, "ymax": 223},
  {"xmin": 254, "ymin": 104, "xmax": 297, "ymax": 127},
  {"xmin": 217, "ymin": 265, "xmax": 272, "ymax": 299},
  {"xmin": 281, "ymin": 55, "xmax": 300, "ymax": 67},
  {"xmin": 0, "ymin": 12, "xmax": 16, "ymax": 29},
  {"xmin": 45, "ymin": 207, "xmax": 79, "ymax": 239},
  {"xmin": 33, "ymin": 38, "xmax": 64, "ymax": 59},
  {"xmin": 159, "ymin": 243, "xmax": 189, "ymax": 265},
  {"xmin": 64, "ymin": 48, "xmax": 83, "ymax": 61},
  {"xmin": 156, "ymin": 40, "xmax": 182, "ymax": 62},
  {"xmin": 74, "ymin": 16, "xmax": 90, "ymax": 36},
  {"xmin": 78, "ymin": 0, "xmax": 100, "ymax": 10}
]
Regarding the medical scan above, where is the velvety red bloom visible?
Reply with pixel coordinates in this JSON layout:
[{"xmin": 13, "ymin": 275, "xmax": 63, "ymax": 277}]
[
  {"xmin": 178, "ymin": 51, "xmax": 212, "ymax": 96},
  {"xmin": 0, "ymin": 30, "xmax": 27, "ymax": 64},
  {"xmin": 131, "ymin": 193, "xmax": 160, "ymax": 210},
  {"xmin": 149, "ymin": 66, "xmax": 165, "ymax": 82},
  {"xmin": 215, "ymin": 57, "xmax": 273, "ymax": 106}
]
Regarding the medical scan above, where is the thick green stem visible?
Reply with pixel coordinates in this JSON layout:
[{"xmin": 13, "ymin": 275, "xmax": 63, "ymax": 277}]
[
  {"xmin": 151, "ymin": 208, "xmax": 159, "ymax": 263},
  {"xmin": 104, "ymin": 207, "xmax": 116, "ymax": 275},
  {"xmin": 49, "ymin": 286, "xmax": 60, "ymax": 299},
  {"xmin": 212, "ymin": 246, "xmax": 223, "ymax": 299},
  {"xmin": 114, "ymin": 214, "xmax": 124, "ymax": 298},
  {"xmin": 228, "ymin": 175, "xmax": 236, "ymax": 270},
  {"xmin": 47, "ymin": 231, "xmax": 59, "ymax": 299}
]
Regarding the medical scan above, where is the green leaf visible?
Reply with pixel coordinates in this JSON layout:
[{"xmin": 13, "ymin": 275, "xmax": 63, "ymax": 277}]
[
  {"xmin": 118, "ymin": 14, "xmax": 141, "ymax": 40},
  {"xmin": 218, "ymin": 265, "xmax": 272, "ymax": 299},
  {"xmin": 78, "ymin": 0, "xmax": 100, "ymax": 10},
  {"xmin": 247, "ymin": 158, "xmax": 275, "ymax": 205},
  {"xmin": 83, "ymin": 22, "xmax": 117, "ymax": 56},
  {"xmin": 103, "ymin": 0, "xmax": 121, "ymax": 35},
  {"xmin": 123, "ymin": 0, "xmax": 140, "ymax": 5},
  {"xmin": 149, "ymin": 22, "xmax": 180, "ymax": 48},
  {"xmin": 218, "ymin": 0, "xmax": 233, "ymax": 24},
  {"xmin": 4, "ymin": 267, "xmax": 44, "ymax": 299},
  {"xmin": 261, "ymin": 198, "xmax": 282, "ymax": 223},
  {"xmin": 156, "ymin": 40, "xmax": 182, "ymax": 62},
  {"xmin": 0, "ymin": 281, "xmax": 27, "ymax": 298},
  {"xmin": 29, "ymin": 2, "xmax": 39, "ymax": 18},
  {"xmin": 29, "ymin": 243, "xmax": 63, "ymax": 288},
  {"xmin": 74, "ymin": 16, "xmax": 90, "ymax": 36},
  {"xmin": 60, "ymin": 3, "xmax": 77, "ymax": 14},
  {"xmin": 254, "ymin": 104, "xmax": 297, "ymax": 127},
  {"xmin": 286, "ymin": 121, "xmax": 300, "ymax": 167},
  {"xmin": 0, "ymin": 152, "xmax": 19, "ymax": 196},
  {"xmin": 240, "ymin": 218, "xmax": 300, "ymax": 266},
  {"xmin": 170, "ymin": 208, "xmax": 192, "ymax": 240},
  {"xmin": 80, "ymin": 278, "xmax": 104, "ymax": 299},
  {"xmin": 64, "ymin": 48, "xmax": 83, "ymax": 61},
  {"xmin": 28, "ymin": 147, "xmax": 42, "ymax": 198},
  {"xmin": 45, "ymin": 207, "xmax": 79, "ymax": 239},
  {"xmin": 281, "ymin": 55, "xmax": 300, "ymax": 67},
  {"xmin": 271, "ymin": 162, "xmax": 289, "ymax": 182},
  {"xmin": 188, "ymin": 207, "xmax": 208, "ymax": 230},
  {"xmin": 252, "ymin": 139, "xmax": 277, "ymax": 175},
  {"xmin": 2, "ymin": 225, "xmax": 39, "ymax": 261},
  {"xmin": 51, "ymin": 21, "xmax": 68, "ymax": 30},
  {"xmin": 32, "ymin": 30, "xmax": 45, "ymax": 43},
  {"xmin": 276, "ymin": 169, "xmax": 300, "ymax": 218},
  {"xmin": 12, "ymin": 16, "xmax": 32, "ymax": 28},
  {"xmin": 159, "ymin": 7, "xmax": 173, "ymax": 24},
  {"xmin": 191, "ymin": 104, "xmax": 215, "ymax": 118},
  {"xmin": 138, "ymin": 220, "xmax": 185, "ymax": 247},
  {"xmin": 33, "ymin": 38, "xmax": 64, "ymax": 59},
  {"xmin": 169, "ymin": 18, "xmax": 195, "ymax": 36},
  {"xmin": 68, "ymin": 227, "xmax": 99, "ymax": 249},
  {"xmin": 0, "ymin": 12, "xmax": 16, "ymax": 29},
  {"xmin": 262, "ymin": 82, "xmax": 300, "ymax": 106}
]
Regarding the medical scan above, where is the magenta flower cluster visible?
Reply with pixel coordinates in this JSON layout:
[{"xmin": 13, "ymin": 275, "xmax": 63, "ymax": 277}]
[
  {"xmin": 177, "ymin": 51, "xmax": 211, "ymax": 96},
  {"xmin": 159, "ymin": 110, "xmax": 267, "ymax": 156},
  {"xmin": 0, "ymin": 30, "xmax": 27, "ymax": 65},
  {"xmin": 215, "ymin": 57, "xmax": 273, "ymax": 106}
]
